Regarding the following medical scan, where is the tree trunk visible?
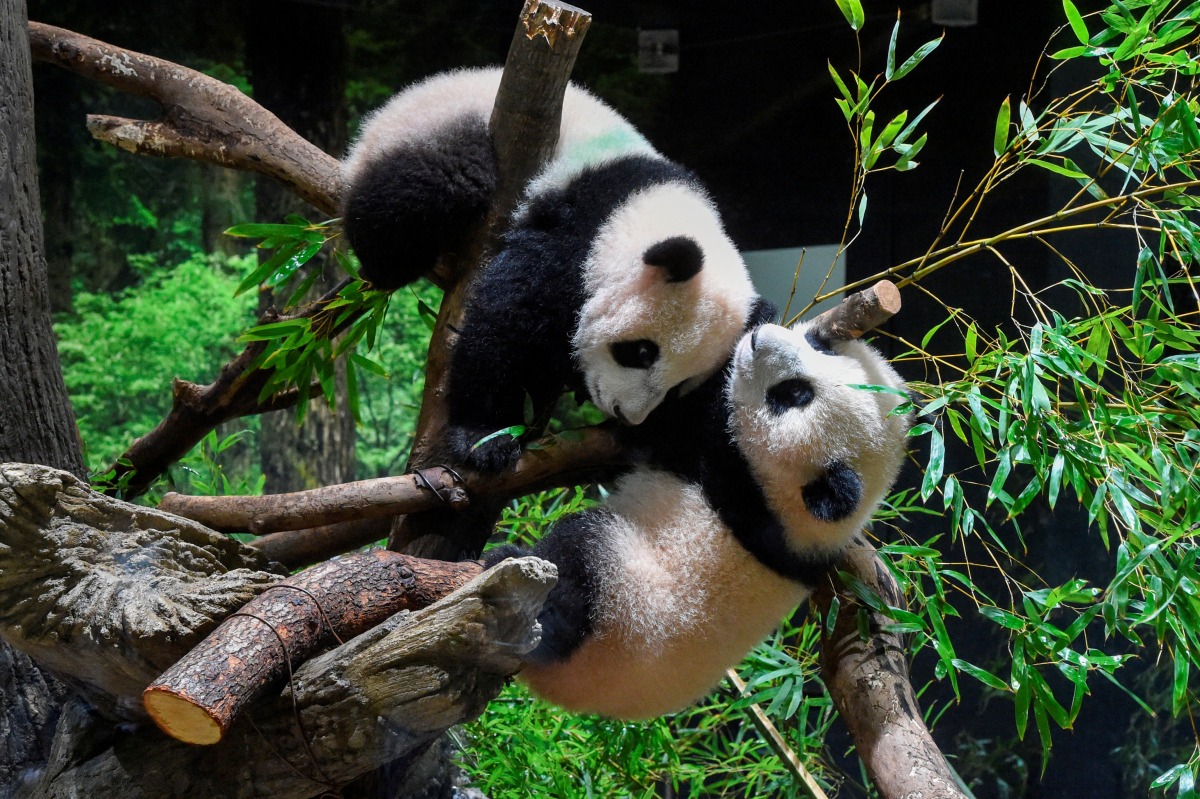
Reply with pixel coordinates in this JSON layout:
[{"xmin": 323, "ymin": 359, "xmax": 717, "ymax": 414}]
[
  {"xmin": 0, "ymin": 0, "xmax": 82, "ymax": 791},
  {"xmin": 0, "ymin": 0, "xmax": 83, "ymax": 478},
  {"xmin": 246, "ymin": 0, "xmax": 356, "ymax": 494}
]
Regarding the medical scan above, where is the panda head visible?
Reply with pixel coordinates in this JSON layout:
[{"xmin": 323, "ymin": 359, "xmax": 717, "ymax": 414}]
[
  {"xmin": 727, "ymin": 321, "xmax": 910, "ymax": 552},
  {"xmin": 573, "ymin": 183, "xmax": 756, "ymax": 425}
]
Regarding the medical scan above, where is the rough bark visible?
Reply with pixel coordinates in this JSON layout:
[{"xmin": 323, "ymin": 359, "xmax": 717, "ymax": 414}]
[
  {"xmin": 0, "ymin": 463, "xmax": 283, "ymax": 718},
  {"xmin": 0, "ymin": 3, "xmax": 82, "ymax": 793},
  {"xmin": 0, "ymin": 463, "xmax": 552, "ymax": 797},
  {"xmin": 0, "ymin": 6, "xmax": 84, "ymax": 479},
  {"xmin": 816, "ymin": 536, "xmax": 970, "ymax": 799},
  {"xmin": 144, "ymin": 552, "xmax": 483, "ymax": 745}
]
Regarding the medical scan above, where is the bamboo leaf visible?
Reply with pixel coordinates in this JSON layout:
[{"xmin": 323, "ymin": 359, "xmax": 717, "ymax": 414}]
[
  {"xmin": 995, "ymin": 96, "xmax": 1013, "ymax": 157},
  {"xmin": 834, "ymin": 0, "xmax": 865, "ymax": 31},
  {"xmin": 892, "ymin": 34, "xmax": 943, "ymax": 81},
  {"xmin": 1063, "ymin": 0, "xmax": 1090, "ymax": 44}
]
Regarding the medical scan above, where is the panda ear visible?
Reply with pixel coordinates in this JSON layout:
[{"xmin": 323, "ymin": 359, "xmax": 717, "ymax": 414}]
[
  {"xmin": 802, "ymin": 461, "xmax": 862, "ymax": 522},
  {"xmin": 643, "ymin": 236, "xmax": 704, "ymax": 283}
]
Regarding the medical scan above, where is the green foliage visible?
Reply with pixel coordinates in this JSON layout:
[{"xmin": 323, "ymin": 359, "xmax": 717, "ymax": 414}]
[
  {"xmin": 227, "ymin": 217, "xmax": 395, "ymax": 425},
  {"xmin": 818, "ymin": 0, "xmax": 1200, "ymax": 789},
  {"xmin": 355, "ymin": 285, "xmax": 437, "ymax": 479},
  {"xmin": 55, "ymin": 253, "xmax": 258, "ymax": 475}
]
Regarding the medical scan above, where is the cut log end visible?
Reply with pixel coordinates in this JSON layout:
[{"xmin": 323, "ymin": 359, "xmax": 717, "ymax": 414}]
[
  {"xmin": 143, "ymin": 687, "xmax": 224, "ymax": 745},
  {"xmin": 801, "ymin": 279, "xmax": 902, "ymax": 342}
]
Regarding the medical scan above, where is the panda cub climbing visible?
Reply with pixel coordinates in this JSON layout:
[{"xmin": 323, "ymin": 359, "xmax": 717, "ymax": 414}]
[
  {"xmin": 342, "ymin": 68, "xmax": 758, "ymax": 471},
  {"xmin": 486, "ymin": 320, "xmax": 911, "ymax": 719}
]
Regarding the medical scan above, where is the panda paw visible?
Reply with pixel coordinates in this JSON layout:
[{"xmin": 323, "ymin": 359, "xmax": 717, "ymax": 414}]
[{"xmin": 446, "ymin": 426, "xmax": 523, "ymax": 474}]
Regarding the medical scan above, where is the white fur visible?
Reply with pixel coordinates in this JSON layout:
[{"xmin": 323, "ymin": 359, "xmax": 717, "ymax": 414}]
[
  {"xmin": 574, "ymin": 184, "xmax": 755, "ymax": 424},
  {"xmin": 520, "ymin": 470, "xmax": 806, "ymax": 719},
  {"xmin": 343, "ymin": 67, "xmax": 658, "ymax": 197},
  {"xmin": 729, "ymin": 323, "xmax": 910, "ymax": 552}
]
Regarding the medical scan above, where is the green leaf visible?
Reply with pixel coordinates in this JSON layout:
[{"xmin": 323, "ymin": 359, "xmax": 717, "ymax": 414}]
[
  {"xmin": 891, "ymin": 34, "xmax": 943, "ymax": 81},
  {"xmin": 952, "ymin": 658, "xmax": 1010, "ymax": 691},
  {"xmin": 224, "ymin": 223, "xmax": 306, "ymax": 239},
  {"xmin": 472, "ymin": 426, "xmax": 526, "ymax": 450},
  {"xmin": 1024, "ymin": 157, "xmax": 1089, "ymax": 179},
  {"xmin": 1063, "ymin": 0, "xmax": 1090, "ymax": 44},
  {"xmin": 994, "ymin": 96, "xmax": 1012, "ymax": 157},
  {"xmin": 885, "ymin": 18, "xmax": 899, "ymax": 80},
  {"xmin": 834, "ymin": 0, "xmax": 865, "ymax": 31}
]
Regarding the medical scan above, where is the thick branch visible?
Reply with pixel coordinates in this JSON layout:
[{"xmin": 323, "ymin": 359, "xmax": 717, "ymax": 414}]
[
  {"xmin": 29, "ymin": 22, "xmax": 341, "ymax": 215},
  {"xmin": 160, "ymin": 426, "xmax": 621, "ymax": 539},
  {"xmin": 144, "ymin": 551, "xmax": 483, "ymax": 745},
  {"xmin": 804, "ymin": 279, "xmax": 901, "ymax": 341},
  {"xmin": 393, "ymin": 0, "xmax": 594, "ymax": 560},
  {"xmin": 815, "ymin": 536, "xmax": 968, "ymax": 799}
]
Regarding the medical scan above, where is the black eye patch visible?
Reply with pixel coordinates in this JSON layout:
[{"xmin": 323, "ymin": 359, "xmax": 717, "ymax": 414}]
[
  {"xmin": 766, "ymin": 377, "xmax": 815, "ymax": 414},
  {"xmin": 805, "ymin": 328, "xmax": 835, "ymax": 355},
  {"xmin": 802, "ymin": 460, "xmax": 863, "ymax": 522},
  {"xmin": 610, "ymin": 339, "xmax": 660, "ymax": 369}
]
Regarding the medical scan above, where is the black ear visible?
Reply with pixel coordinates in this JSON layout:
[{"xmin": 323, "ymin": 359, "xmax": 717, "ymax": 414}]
[
  {"xmin": 802, "ymin": 460, "xmax": 862, "ymax": 522},
  {"xmin": 643, "ymin": 236, "xmax": 704, "ymax": 283}
]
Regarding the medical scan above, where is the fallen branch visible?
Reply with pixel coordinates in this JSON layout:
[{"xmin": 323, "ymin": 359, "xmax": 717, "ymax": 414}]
[
  {"xmin": 249, "ymin": 517, "xmax": 395, "ymax": 568},
  {"xmin": 144, "ymin": 550, "xmax": 483, "ymax": 745},
  {"xmin": 815, "ymin": 535, "xmax": 969, "ymax": 799}
]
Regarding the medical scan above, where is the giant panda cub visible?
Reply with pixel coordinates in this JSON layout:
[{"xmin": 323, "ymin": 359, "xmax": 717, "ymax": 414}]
[
  {"xmin": 485, "ymin": 320, "xmax": 911, "ymax": 719},
  {"xmin": 342, "ymin": 68, "xmax": 758, "ymax": 471}
]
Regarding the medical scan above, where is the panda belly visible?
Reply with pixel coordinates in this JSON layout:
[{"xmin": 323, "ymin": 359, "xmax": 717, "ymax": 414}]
[{"xmin": 520, "ymin": 471, "xmax": 807, "ymax": 719}]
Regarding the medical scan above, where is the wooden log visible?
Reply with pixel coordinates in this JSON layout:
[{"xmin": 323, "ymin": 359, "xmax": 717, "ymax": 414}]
[
  {"xmin": 802, "ymin": 279, "xmax": 901, "ymax": 341},
  {"xmin": 143, "ymin": 550, "xmax": 483, "ymax": 745},
  {"xmin": 28, "ymin": 557, "xmax": 554, "ymax": 797}
]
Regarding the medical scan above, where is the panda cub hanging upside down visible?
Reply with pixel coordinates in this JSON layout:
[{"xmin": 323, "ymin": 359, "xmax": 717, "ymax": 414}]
[
  {"xmin": 485, "ymin": 319, "xmax": 911, "ymax": 719},
  {"xmin": 341, "ymin": 68, "xmax": 759, "ymax": 471}
]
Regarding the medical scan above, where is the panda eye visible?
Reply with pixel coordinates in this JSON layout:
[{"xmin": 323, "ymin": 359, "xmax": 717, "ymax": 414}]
[
  {"xmin": 805, "ymin": 328, "xmax": 835, "ymax": 355},
  {"xmin": 610, "ymin": 339, "xmax": 660, "ymax": 370},
  {"xmin": 766, "ymin": 378, "xmax": 815, "ymax": 414}
]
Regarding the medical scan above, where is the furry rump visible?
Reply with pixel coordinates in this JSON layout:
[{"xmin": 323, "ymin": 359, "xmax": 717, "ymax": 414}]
[{"xmin": 342, "ymin": 117, "xmax": 497, "ymax": 290}]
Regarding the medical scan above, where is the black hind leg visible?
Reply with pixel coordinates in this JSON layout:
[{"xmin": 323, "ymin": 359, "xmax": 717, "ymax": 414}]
[{"xmin": 342, "ymin": 117, "xmax": 498, "ymax": 290}]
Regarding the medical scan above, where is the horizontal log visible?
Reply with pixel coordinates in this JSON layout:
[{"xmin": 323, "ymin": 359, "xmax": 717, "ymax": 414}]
[{"xmin": 143, "ymin": 551, "xmax": 483, "ymax": 745}]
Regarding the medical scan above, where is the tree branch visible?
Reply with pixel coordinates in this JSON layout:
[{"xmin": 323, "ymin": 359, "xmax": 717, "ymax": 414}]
[
  {"xmin": 28, "ymin": 22, "xmax": 341, "ymax": 216},
  {"xmin": 815, "ymin": 535, "xmax": 970, "ymax": 799}
]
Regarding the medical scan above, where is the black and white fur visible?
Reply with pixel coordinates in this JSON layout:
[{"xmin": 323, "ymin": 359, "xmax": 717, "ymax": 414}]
[
  {"xmin": 486, "ymin": 319, "xmax": 911, "ymax": 719},
  {"xmin": 342, "ymin": 69, "xmax": 758, "ymax": 471}
]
